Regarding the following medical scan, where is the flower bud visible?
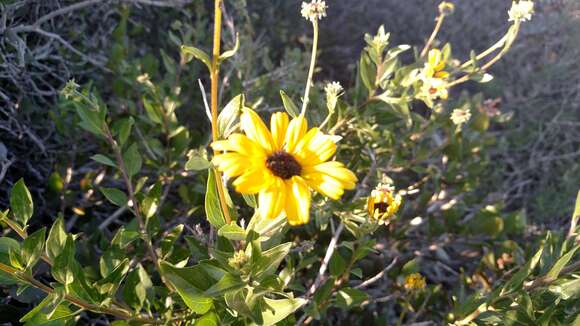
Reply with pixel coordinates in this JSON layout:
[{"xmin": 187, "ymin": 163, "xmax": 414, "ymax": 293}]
[
  {"xmin": 301, "ymin": 0, "xmax": 327, "ymax": 22},
  {"xmin": 367, "ymin": 184, "xmax": 403, "ymax": 224},
  {"xmin": 404, "ymin": 273, "xmax": 427, "ymax": 290},
  {"xmin": 508, "ymin": 0, "xmax": 534, "ymax": 23},
  {"xmin": 438, "ymin": 2, "xmax": 455, "ymax": 16}
]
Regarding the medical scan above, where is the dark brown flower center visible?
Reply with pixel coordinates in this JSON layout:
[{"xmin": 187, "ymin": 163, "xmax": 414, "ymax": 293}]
[
  {"xmin": 266, "ymin": 151, "xmax": 302, "ymax": 179},
  {"xmin": 375, "ymin": 202, "xmax": 389, "ymax": 213}
]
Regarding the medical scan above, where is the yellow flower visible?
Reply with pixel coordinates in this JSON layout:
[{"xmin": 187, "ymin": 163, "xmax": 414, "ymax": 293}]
[
  {"xmin": 212, "ymin": 109, "xmax": 357, "ymax": 225},
  {"xmin": 367, "ymin": 184, "xmax": 402, "ymax": 224},
  {"xmin": 424, "ymin": 49, "xmax": 449, "ymax": 80},
  {"xmin": 404, "ymin": 273, "xmax": 426, "ymax": 290}
]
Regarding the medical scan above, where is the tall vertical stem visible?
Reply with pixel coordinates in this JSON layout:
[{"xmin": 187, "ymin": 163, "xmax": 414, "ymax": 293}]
[
  {"xmin": 211, "ymin": 0, "xmax": 232, "ymax": 225},
  {"xmin": 301, "ymin": 20, "xmax": 319, "ymax": 116}
]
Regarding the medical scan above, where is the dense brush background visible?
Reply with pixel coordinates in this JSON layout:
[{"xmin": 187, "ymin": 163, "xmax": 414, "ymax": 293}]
[{"xmin": 0, "ymin": 0, "xmax": 579, "ymax": 323}]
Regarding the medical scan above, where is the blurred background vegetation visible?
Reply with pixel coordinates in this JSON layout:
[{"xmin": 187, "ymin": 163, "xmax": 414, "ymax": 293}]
[{"xmin": 0, "ymin": 0, "xmax": 579, "ymax": 324}]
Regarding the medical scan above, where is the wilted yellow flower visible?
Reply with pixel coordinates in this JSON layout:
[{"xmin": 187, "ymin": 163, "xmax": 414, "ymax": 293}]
[
  {"xmin": 301, "ymin": 0, "xmax": 327, "ymax": 22},
  {"xmin": 508, "ymin": 0, "xmax": 534, "ymax": 22},
  {"xmin": 438, "ymin": 1, "xmax": 455, "ymax": 16},
  {"xmin": 367, "ymin": 184, "xmax": 402, "ymax": 224},
  {"xmin": 212, "ymin": 109, "xmax": 357, "ymax": 225},
  {"xmin": 404, "ymin": 273, "xmax": 426, "ymax": 290}
]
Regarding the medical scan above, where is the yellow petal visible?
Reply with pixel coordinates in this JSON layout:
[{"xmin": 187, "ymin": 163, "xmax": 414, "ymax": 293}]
[
  {"xmin": 212, "ymin": 133, "xmax": 265, "ymax": 157},
  {"xmin": 240, "ymin": 109, "xmax": 274, "ymax": 153},
  {"xmin": 294, "ymin": 129, "xmax": 337, "ymax": 166},
  {"xmin": 303, "ymin": 162, "xmax": 357, "ymax": 189},
  {"xmin": 284, "ymin": 176, "xmax": 311, "ymax": 225},
  {"xmin": 284, "ymin": 115, "xmax": 307, "ymax": 153},
  {"xmin": 233, "ymin": 169, "xmax": 273, "ymax": 194},
  {"xmin": 428, "ymin": 49, "xmax": 441, "ymax": 68},
  {"xmin": 258, "ymin": 177, "xmax": 285, "ymax": 220},
  {"xmin": 212, "ymin": 153, "xmax": 253, "ymax": 177},
  {"xmin": 270, "ymin": 112, "xmax": 289, "ymax": 151},
  {"xmin": 303, "ymin": 171, "xmax": 345, "ymax": 200}
]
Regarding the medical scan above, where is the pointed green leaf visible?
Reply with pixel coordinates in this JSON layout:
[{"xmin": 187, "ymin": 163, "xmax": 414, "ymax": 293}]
[
  {"xmin": 91, "ymin": 154, "xmax": 116, "ymax": 168},
  {"xmin": 123, "ymin": 143, "xmax": 142, "ymax": 178},
  {"xmin": 218, "ymin": 94, "xmax": 244, "ymax": 138},
  {"xmin": 22, "ymin": 228, "xmax": 46, "ymax": 269},
  {"xmin": 10, "ymin": 179, "xmax": 33, "ymax": 226},
  {"xmin": 100, "ymin": 188, "xmax": 128, "ymax": 207},
  {"xmin": 185, "ymin": 155, "xmax": 211, "ymax": 171},
  {"xmin": 546, "ymin": 244, "xmax": 580, "ymax": 279},
  {"xmin": 217, "ymin": 223, "xmax": 246, "ymax": 241},
  {"xmin": 219, "ymin": 33, "xmax": 240, "ymax": 61},
  {"xmin": 159, "ymin": 261, "xmax": 214, "ymax": 314},
  {"xmin": 280, "ymin": 90, "xmax": 299, "ymax": 118},
  {"xmin": 46, "ymin": 216, "xmax": 67, "ymax": 261},
  {"xmin": 181, "ymin": 45, "xmax": 212, "ymax": 72},
  {"xmin": 205, "ymin": 168, "xmax": 227, "ymax": 228}
]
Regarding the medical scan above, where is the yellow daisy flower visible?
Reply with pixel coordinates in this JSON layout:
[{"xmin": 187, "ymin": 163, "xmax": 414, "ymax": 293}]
[
  {"xmin": 367, "ymin": 184, "xmax": 402, "ymax": 224},
  {"xmin": 424, "ymin": 48, "xmax": 449, "ymax": 80},
  {"xmin": 211, "ymin": 109, "xmax": 357, "ymax": 225}
]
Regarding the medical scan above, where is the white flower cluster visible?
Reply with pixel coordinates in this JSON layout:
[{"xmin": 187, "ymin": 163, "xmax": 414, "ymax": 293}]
[
  {"xmin": 301, "ymin": 0, "xmax": 327, "ymax": 22},
  {"xmin": 450, "ymin": 108, "xmax": 472, "ymax": 125},
  {"xmin": 508, "ymin": 0, "xmax": 534, "ymax": 22},
  {"xmin": 325, "ymin": 81, "xmax": 343, "ymax": 112}
]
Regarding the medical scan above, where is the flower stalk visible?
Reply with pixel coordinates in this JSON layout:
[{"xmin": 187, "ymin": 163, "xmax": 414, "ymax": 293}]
[
  {"xmin": 210, "ymin": 0, "xmax": 232, "ymax": 225},
  {"xmin": 301, "ymin": 19, "xmax": 319, "ymax": 116}
]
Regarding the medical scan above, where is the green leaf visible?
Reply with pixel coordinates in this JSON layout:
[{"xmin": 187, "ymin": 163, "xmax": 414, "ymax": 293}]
[
  {"xmin": 252, "ymin": 243, "xmax": 291, "ymax": 280},
  {"xmin": 52, "ymin": 235, "xmax": 76, "ymax": 286},
  {"xmin": 195, "ymin": 311, "xmax": 219, "ymax": 326},
  {"xmin": 76, "ymin": 106, "xmax": 105, "ymax": 136},
  {"xmin": 100, "ymin": 188, "xmax": 128, "ymax": 207},
  {"xmin": 46, "ymin": 216, "xmax": 67, "ymax": 261},
  {"xmin": 205, "ymin": 273, "xmax": 244, "ymax": 297},
  {"xmin": 181, "ymin": 45, "xmax": 212, "ymax": 72},
  {"xmin": 279, "ymin": 90, "xmax": 299, "ymax": 118},
  {"xmin": 243, "ymin": 194, "xmax": 257, "ymax": 208},
  {"xmin": 10, "ymin": 179, "xmax": 33, "ymax": 227},
  {"xmin": 90, "ymin": 154, "xmax": 116, "ymax": 168},
  {"xmin": 217, "ymin": 223, "xmax": 246, "ymax": 241},
  {"xmin": 114, "ymin": 116, "xmax": 134, "ymax": 147},
  {"xmin": 22, "ymin": 228, "xmax": 46, "ymax": 269},
  {"xmin": 329, "ymin": 252, "xmax": 347, "ymax": 277},
  {"xmin": 0, "ymin": 237, "xmax": 19, "ymax": 284},
  {"xmin": 123, "ymin": 264, "xmax": 152, "ymax": 310},
  {"xmin": 548, "ymin": 278, "xmax": 580, "ymax": 300},
  {"xmin": 258, "ymin": 297, "xmax": 306, "ymax": 326},
  {"xmin": 142, "ymin": 98, "xmax": 162, "ymax": 124},
  {"xmin": 159, "ymin": 261, "xmax": 214, "ymax": 314},
  {"xmin": 220, "ymin": 33, "xmax": 240, "ymax": 61},
  {"xmin": 573, "ymin": 190, "xmax": 580, "ymax": 222},
  {"xmin": 359, "ymin": 53, "xmax": 376, "ymax": 93},
  {"xmin": 205, "ymin": 168, "xmax": 227, "ymax": 228},
  {"xmin": 122, "ymin": 143, "xmax": 142, "ymax": 178},
  {"xmin": 546, "ymin": 244, "xmax": 579, "ymax": 279},
  {"xmin": 160, "ymin": 224, "xmax": 184, "ymax": 258},
  {"xmin": 218, "ymin": 94, "xmax": 244, "ymax": 138},
  {"xmin": 185, "ymin": 155, "xmax": 211, "ymax": 171},
  {"xmin": 502, "ymin": 243, "xmax": 544, "ymax": 294},
  {"xmin": 336, "ymin": 287, "xmax": 369, "ymax": 309},
  {"xmin": 95, "ymin": 258, "xmax": 129, "ymax": 295}
]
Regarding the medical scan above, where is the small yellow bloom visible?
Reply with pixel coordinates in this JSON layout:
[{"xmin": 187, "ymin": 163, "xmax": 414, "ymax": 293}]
[
  {"xmin": 212, "ymin": 110, "xmax": 357, "ymax": 226},
  {"xmin": 367, "ymin": 184, "xmax": 402, "ymax": 224},
  {"xmin": 404, "ymin": 273, "xmax": 426, "ymax": 290},
  {"xmin": 424, "ymin": 49, "xmax": 449, "ymax": 80}
]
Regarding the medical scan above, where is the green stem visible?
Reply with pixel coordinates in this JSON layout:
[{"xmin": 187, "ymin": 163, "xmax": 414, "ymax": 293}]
[{"xmin": 301, "ymin": 19, "xmax": 319, "ymax": 116}]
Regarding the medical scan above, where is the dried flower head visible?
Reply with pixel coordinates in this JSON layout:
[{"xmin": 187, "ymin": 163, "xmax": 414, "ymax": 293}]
[
  {"xmin": 301, "ymin": 0, "xmax": 327, "ymax": 22},
  {"xmin": 451, "ymin": 108, "xmax": 472, "ymax": 125},
  {"xmin": 480, "ymin": 98, "xmax": 502, "ymax": 117},
  {"xmin": 325, "ymin": 81, "xmax": 343, "ymax": 112},
  {"xmin": 367, "ymin": 184, "xmax": 403, "ymax": 224},
  {"xmin": 508, "ymin": 0, "xmax": 534, "ymax": 22},
  {"xmin": 404, "ymin": 273, "xmax": 427, "ymax": 290},
  {"xmin": 438, "ymin": 1, "xmax": 455, "ymax": 16}
]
